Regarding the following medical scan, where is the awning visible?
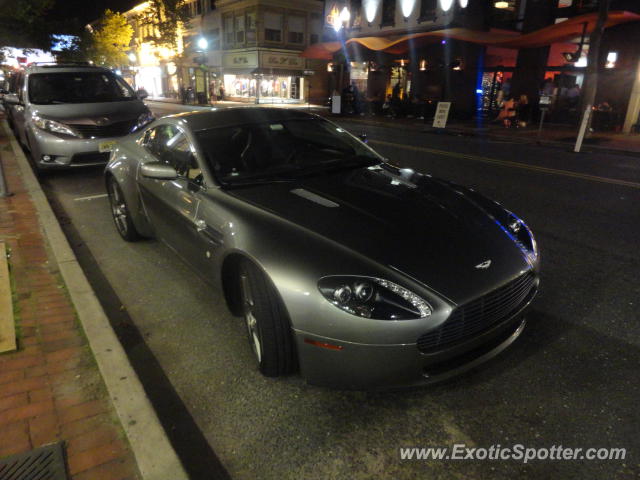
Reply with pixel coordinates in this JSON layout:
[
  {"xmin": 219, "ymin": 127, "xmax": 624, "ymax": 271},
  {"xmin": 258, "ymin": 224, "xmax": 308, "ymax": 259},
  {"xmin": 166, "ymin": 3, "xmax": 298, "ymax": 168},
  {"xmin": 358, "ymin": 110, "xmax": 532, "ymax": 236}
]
[{"xmin": 301, "ymin": 10, "xmax": 640, "ymax": 59}]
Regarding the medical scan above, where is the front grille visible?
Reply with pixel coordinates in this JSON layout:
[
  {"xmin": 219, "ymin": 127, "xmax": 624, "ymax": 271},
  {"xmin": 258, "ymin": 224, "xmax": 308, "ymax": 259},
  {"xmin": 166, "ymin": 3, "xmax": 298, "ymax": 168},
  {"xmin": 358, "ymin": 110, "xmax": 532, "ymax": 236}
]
[
  {"xmin": 71, "ymin": 152, "xmax": 110, "ymax": 164},
  {"xmin": 68, "ymin": 119, "xmax": 136, "ymax": 138},
  {"xmin": 417, "ymin": 271, "xmax": 536, "ymax": 354}
]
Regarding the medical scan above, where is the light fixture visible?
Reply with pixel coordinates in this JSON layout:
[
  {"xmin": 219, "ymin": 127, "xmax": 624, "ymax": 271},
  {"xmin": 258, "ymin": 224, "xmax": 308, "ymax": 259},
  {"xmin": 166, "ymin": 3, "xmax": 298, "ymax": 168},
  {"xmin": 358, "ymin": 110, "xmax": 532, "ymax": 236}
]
[
  {"xmin": 606, "ymin": 51, "xmax": 618, "ymax": 68},
  {"xmin": 128, "ymin": 53, "xmax": 137, "ymax": 62},
  {"xmin": 364, "ymin": 0, "xmax": 378, "ymax": 23},
  {"xmin": 495, "ymin": 1, "xmax": 509, "ymax": 8},
  {"xmin": 339, "ymin": 6, "xmax": 351, "ymax": 25},
  {"xmin": 401, "ymin": 0, "xmax": 416, "ymax": 18},
  {"xmin": 459, "ymin": 0, "xmax": 468, "ymax": 7},
  {"xmin": 419, "ymin": 59, "xmax": 427, "ymax": 71},
  {"xmin": 197, "ymin": 37, "xmax": 208, "ymax": 50},
  {"xmin": 327, "ymin": 62, "xmax": 334, "ymax": 72},
  {"xmin": 440, "ymin": 0, "xmax": 454, "ymax": 11}
]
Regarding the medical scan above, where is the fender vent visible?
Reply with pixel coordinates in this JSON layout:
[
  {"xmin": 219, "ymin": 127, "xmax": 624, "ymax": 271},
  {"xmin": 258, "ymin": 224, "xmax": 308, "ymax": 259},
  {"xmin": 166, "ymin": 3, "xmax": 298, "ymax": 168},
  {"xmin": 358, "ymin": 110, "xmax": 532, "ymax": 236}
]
[
  {"xmin": 0, "ymin": 442, "xmax": 68, "ymax": 480},
  {"xmin": 290, "ymin": 188, "xmax": 339, "ymax": 208}
]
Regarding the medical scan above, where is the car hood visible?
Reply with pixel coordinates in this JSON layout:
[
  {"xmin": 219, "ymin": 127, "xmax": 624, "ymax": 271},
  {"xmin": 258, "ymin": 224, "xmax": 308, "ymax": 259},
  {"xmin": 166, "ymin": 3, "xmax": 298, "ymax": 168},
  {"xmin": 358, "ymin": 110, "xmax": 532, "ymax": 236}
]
[
  {"xmin": 228, "ymin": 165, "xmax": 531, "ymax": 304},
  {"xmin": 30, "ymin": 100, "xmax": 147, "ymax": 124}
]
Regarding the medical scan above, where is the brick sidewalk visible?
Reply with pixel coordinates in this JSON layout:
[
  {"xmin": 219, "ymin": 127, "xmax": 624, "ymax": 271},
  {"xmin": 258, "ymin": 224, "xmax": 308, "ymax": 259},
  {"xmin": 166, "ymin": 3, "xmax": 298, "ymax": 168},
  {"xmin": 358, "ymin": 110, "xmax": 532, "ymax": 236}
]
[{"xmin": 0, "ymin": 124, "xmax": 140, "ymax": 479}]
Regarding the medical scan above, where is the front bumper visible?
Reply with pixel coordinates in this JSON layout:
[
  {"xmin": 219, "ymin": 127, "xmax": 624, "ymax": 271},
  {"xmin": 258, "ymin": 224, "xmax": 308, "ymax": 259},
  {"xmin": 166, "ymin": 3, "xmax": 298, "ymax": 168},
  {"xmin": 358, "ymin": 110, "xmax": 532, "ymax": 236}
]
[
  {"xmin": 27, "ymin": 125, "xmax": 121, "ymax": 169},
  {"xmin": 295, "ymin": 303, "xmax": 532, "ymax": 390}
]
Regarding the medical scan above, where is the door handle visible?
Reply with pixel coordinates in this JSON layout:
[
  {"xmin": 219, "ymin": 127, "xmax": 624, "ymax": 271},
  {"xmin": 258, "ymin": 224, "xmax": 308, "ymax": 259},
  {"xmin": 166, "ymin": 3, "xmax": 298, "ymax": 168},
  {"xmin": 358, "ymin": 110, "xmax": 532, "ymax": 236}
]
[{"xmin": 195, "ymin": 219, "xmax": 207, "ymax": 232}]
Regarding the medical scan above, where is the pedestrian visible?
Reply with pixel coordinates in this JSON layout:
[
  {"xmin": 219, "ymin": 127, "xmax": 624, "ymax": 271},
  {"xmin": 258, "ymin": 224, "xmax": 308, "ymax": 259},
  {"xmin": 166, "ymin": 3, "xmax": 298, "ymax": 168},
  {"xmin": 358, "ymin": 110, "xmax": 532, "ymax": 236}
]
[
  {"xmin": 516, "ymin": 94, "xmax": 530, "ymax": 128},
  {"xmin": 497, "ymin": 96, "xmax": 517, "ymax": 128},
  {"xmin": 219, "ymin": 85, "xmax": 225, "ymax": 101}
]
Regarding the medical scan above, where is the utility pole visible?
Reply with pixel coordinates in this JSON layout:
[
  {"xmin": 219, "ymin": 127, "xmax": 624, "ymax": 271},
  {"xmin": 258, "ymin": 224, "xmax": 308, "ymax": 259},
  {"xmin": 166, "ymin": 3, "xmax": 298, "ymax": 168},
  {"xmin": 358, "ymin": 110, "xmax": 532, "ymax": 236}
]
[{"xmin": 575, "ymin": 0, "xmax": 611, "ymax": 152}]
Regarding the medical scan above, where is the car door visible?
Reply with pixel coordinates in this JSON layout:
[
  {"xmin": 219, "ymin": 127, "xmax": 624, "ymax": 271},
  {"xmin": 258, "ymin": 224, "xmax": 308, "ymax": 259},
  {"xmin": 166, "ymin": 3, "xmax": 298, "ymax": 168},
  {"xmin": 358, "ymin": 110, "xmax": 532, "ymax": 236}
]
[
  {"xmin": 137, "ymin": 124, "xmax": 210, "ymax": 269},
  {"xmin": 10, "ymin": 73, "xmax": 27, "ymax": 143}
]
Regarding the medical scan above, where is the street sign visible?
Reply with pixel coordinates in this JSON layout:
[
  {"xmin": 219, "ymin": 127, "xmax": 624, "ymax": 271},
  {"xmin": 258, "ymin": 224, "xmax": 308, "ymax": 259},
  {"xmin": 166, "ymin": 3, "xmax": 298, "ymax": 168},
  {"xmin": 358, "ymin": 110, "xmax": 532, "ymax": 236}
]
[
  {"xmin": 539, "ymin": 94, "xmax": 553, "ymax": 111},
  {"xmin": 433, "ymin": 102, "xmax": 452, "ymax": 128},
  {"xmin": 303, "ymin": 70, "xmax": 315, "ymax": 76}
]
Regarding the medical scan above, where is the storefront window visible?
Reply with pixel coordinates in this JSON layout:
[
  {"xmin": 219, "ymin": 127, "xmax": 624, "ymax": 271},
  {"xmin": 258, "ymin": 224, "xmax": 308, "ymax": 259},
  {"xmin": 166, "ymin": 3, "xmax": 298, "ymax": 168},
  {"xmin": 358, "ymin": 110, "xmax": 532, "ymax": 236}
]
[
  {"xmin": 265, "ymin": 12, "xmax": 283, "ymax": 42},
  {"xmin": 223, "ymin": 74, "xmax": 301, "ymax": 101},
  {"xmin": 287, "ymin": 16, "xmax": 304, "ymax": 44}
]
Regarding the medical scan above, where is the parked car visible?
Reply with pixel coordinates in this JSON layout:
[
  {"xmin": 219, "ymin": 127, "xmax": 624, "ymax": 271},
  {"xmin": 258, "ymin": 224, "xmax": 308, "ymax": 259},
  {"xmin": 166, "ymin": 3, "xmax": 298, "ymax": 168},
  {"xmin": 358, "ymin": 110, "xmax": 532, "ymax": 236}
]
[
  {"xmin": 105, "ymin": 108, "xmax": 540, "ymax": 389},
  {"xmin": 3, "ymin": 63, "xmax": 153, "ymax": 171}
]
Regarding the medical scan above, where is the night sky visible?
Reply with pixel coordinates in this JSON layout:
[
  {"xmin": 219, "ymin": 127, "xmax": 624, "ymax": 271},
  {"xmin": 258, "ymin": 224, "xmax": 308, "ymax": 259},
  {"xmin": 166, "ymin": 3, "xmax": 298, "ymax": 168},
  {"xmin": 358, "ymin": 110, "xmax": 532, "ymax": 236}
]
[{"xmin": 49, "ymin": 0, "xmax": 140, "ymax": 26}]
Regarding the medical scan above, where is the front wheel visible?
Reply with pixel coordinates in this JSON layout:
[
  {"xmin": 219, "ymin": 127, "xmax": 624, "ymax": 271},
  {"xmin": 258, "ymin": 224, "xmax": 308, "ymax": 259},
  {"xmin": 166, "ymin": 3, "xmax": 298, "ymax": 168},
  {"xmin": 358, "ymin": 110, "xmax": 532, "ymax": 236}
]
[
  {"xmin": 107, "ymin": 177, "xmax": 141, "ymax": 242},
  {"xmin": 239, "ymin": 260, "xmax": 296, "ymax": 377}
]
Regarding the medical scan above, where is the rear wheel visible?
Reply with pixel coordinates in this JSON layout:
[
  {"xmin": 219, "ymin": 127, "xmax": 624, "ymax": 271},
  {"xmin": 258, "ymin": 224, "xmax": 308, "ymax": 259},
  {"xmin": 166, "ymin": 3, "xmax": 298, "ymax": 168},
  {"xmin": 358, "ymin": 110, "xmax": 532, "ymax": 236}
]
[
  {"xmin": 107, "ymin": 177, "xmax": 141, "ymax": 242},
  {"xmin": 239, "ymin": 260, "xmax": 296, "ymax": 376}
]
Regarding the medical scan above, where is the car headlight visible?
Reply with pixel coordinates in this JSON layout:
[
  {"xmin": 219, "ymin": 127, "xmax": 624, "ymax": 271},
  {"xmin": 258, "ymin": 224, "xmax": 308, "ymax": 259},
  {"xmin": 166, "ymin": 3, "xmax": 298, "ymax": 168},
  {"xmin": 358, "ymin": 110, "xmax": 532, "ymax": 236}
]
[
  {"xmin": 32, "ymin": 115, "xmax": 80, "ymax": 137},
  {"xmin": 318, "ymin": 276, "xmax": 432, "ymax": 320},
  {"xmin": 505, "ymin": 212, "xmax": 538, "ymax": 261},
  {"xmin": 131, "ymin": 111, "xmax": 155, "ymax": 132}
]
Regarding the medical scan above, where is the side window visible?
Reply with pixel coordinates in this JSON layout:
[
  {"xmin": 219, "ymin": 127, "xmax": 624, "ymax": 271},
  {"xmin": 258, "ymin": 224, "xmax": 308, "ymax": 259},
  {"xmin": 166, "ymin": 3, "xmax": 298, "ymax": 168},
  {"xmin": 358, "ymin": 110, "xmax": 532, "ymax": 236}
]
[
  {"xmin": 145, "ymin": 124, "xmax": 179, "ymax": 159},
  {"xmin": 167, "ymin": 134, "xmax": 203, "ymax": 184}
]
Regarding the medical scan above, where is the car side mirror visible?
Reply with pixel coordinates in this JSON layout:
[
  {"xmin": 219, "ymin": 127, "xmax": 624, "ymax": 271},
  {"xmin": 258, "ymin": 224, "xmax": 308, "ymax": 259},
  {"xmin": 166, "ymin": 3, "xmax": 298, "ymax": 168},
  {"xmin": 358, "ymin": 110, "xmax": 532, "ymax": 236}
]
[
  {"xmin": 136, "ymin": 88, "xmax": 149, "ymax": 100},
  {"xmin": 358, "ymin": 133, "xmax": 368, "ymax": 143},
  {"xmin": 3, "ymin": 93, "xmax": 21, "ymax": 105},
  {"xmin": 140, "ymin": 162, "xmax": 177, "ymax": 180}
]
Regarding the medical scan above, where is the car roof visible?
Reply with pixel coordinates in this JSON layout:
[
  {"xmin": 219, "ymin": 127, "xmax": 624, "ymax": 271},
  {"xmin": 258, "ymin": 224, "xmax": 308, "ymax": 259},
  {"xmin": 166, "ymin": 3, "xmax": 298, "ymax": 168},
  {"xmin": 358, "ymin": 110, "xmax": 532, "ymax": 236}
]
[
  {"xmin": 25, "ymin": 64, "xmax": 113, "ymax": 75},
  {"xmin": 167, "ymin": 107, "xmax": 319, "ymax": 132}
]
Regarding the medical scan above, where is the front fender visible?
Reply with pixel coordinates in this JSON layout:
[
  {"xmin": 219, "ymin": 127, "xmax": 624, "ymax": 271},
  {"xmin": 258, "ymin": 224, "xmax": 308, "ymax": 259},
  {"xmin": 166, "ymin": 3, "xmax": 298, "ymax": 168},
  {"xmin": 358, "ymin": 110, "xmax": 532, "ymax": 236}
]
[{"xmin": 105, "ymin": 145, "xmax": 154, "ymax": 238}]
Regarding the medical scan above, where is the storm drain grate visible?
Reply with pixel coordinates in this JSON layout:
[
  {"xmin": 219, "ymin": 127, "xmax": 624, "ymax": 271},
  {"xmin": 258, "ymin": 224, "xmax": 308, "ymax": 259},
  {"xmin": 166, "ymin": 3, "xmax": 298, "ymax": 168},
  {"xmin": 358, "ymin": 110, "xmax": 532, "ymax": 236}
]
[{"xmin": 0, "ymin": 442, "xmax": 68, "ymax": 480}]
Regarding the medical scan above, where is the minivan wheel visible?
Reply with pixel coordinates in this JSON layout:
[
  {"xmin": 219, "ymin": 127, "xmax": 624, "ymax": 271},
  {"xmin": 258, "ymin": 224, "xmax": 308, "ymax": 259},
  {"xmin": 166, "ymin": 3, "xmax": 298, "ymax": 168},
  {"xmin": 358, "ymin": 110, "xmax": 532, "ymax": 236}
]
[
  {"xmin": 107, "ymin": 177, "xmax": 141, "ymax": 241},
  {"xmin": 239, "ymin": 260, "xmax": 296, "ymax": 377}
]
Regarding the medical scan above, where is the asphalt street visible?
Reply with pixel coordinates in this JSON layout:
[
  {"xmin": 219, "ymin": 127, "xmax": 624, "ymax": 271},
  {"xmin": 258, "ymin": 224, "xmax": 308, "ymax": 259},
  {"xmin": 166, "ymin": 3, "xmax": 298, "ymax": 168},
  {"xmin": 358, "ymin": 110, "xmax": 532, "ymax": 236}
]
[{"xmin": 38, "ymin": 102, "xmax": 640, "ymax": 479}]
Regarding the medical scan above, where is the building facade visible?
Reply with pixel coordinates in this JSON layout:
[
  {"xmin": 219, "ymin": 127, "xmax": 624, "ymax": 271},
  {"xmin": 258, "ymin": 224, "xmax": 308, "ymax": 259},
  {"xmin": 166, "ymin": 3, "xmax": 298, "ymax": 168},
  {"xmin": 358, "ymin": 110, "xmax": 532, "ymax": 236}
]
[
  {"xmin": 119, "ymin": 0, "xmax": 327, "ymax": 105},
  {"xmin": 311, "ymin": 0, "xmax": 640, "ymax": 128}
]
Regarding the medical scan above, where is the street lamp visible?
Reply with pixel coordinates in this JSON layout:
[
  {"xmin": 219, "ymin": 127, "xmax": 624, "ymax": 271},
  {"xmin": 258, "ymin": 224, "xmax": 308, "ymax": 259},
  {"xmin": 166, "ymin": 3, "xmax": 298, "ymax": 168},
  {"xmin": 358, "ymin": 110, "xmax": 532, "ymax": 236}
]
[
  {"xmin": 197, "ymin": 37, "xmax": 208, "ymax": 50},
  {"xmin": 128, "ymin": 53, "xmax": 137, "ymax": 63}
]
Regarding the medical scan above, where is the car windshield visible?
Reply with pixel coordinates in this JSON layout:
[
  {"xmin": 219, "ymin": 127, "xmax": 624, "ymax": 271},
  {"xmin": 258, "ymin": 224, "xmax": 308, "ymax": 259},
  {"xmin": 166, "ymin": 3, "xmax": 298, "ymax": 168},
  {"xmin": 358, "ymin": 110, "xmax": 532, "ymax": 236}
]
[
  {"xmin": 195, "ymin": 118, "xmax": 382, "ymax": 186},
  {"xmin": 28, "ymin": 72, "xmax": 136, "ymax": 104}
]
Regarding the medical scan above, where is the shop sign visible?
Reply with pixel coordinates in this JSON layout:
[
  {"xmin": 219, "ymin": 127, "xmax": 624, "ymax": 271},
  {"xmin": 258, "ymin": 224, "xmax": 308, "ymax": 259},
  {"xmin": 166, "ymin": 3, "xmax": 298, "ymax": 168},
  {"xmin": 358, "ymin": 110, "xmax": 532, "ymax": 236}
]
[
  {"xmin": 433, "ymin": 102, "xmax": 452, "ymax": 129},
  {"xmin": 261, "ymin": 53, "xmax": 305, "ymax": 69},
  {"xmin": 222, "ymin": 52, "xmax": 258, "ymax": 68}
]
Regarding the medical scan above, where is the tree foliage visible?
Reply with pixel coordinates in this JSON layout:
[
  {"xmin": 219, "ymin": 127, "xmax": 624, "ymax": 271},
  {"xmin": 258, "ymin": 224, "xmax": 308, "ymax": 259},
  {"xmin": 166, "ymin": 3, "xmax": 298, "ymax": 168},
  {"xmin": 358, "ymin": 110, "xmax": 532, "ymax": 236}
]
[
  {"xmin": 86, "ymin": 9, "xmax": 133, "ymax": 67},
  {"xmin": 146, "ymin": 0, "xmax": 191, "ymax": 49},
  {"xmin": 0, "ymin": 0, "xmax": 54, "ymax": 49}
]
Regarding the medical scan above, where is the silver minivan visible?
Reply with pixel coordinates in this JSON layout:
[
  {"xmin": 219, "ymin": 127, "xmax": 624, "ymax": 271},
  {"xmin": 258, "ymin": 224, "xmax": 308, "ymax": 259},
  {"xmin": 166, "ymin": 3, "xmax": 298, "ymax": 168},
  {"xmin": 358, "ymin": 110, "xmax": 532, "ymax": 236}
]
[{"xmin": 4, "ymin": 63, "xmax": 153, "ymax": 171}]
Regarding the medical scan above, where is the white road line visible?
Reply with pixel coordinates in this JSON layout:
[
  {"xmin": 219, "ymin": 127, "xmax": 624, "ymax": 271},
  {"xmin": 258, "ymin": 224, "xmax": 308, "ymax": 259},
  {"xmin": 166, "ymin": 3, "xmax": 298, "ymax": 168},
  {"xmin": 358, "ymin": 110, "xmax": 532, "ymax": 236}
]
[{"xmin": 74, "ymin": 193, "xmax": 108, "ymax": 202}]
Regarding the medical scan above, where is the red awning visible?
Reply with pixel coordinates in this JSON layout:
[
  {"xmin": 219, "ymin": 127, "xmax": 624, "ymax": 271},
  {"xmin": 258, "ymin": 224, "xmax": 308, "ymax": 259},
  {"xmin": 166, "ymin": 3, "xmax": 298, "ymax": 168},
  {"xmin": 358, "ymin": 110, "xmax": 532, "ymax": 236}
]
[{"xmin": 301, "ymin": 10, "xmax": 640, "ymax": 59}]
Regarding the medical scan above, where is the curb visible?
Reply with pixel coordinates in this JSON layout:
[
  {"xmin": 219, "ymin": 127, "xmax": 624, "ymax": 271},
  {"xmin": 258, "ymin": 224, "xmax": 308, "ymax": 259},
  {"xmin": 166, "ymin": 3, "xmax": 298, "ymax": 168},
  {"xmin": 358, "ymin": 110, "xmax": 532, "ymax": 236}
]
[{"xmin": 3, "ymin": 121, "xmax": 190, "ymax": 480}]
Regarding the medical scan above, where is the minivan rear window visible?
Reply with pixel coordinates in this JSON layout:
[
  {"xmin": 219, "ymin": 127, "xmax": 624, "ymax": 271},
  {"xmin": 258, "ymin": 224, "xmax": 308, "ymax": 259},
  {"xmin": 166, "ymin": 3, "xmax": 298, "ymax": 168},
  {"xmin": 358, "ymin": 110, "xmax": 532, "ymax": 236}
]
[{"xmin": 28, "ymin": 72, "xmax": 136, "ymax": 104}]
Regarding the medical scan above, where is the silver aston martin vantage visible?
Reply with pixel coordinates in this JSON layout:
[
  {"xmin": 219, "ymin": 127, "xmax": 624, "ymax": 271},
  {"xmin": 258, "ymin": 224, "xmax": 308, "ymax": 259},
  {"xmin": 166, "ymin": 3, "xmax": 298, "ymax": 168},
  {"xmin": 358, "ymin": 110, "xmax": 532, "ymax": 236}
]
[{"xmin": 105, "ymin": 108, "xmax": 540, "ymax": 389}]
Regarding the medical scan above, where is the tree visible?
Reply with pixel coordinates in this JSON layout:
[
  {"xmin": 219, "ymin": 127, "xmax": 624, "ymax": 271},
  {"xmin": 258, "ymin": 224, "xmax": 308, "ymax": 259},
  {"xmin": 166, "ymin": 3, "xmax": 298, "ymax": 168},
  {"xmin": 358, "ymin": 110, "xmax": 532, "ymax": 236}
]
[
  {"xmin": 86, "ymin": 9, "xmax": 133, "ymax": 67},
  {"xmin": 146, "ymin": 0, "xmax": 191, "ymax": 49},
  {"xmin": 0, "ymin": 0, "xmax": 54, "ymax": 49}
]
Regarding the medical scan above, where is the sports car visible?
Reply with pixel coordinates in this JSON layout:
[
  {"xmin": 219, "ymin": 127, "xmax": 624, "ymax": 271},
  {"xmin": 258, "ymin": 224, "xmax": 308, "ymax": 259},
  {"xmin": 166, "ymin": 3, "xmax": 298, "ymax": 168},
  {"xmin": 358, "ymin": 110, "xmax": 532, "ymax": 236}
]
[{"xmin": 105, "ymin": 108, "xmax": 540, "ymax": 389}]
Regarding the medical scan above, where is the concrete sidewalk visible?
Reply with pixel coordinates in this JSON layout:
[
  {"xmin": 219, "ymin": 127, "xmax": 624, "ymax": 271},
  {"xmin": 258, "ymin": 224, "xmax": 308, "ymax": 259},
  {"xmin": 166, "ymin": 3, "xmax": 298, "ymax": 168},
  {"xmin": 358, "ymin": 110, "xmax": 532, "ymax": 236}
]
[{"xmin": 0, "ymin": 116, "xmax": 187, "ymax": 479}]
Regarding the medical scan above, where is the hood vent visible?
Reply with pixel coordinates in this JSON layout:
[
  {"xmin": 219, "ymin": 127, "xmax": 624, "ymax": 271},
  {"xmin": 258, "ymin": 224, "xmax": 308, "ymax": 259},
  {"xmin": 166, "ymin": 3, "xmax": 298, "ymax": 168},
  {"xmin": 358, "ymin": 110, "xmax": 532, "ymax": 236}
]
[{"xmin": 291, "ymin": 188, "xmax": 339, "ymax": 208}]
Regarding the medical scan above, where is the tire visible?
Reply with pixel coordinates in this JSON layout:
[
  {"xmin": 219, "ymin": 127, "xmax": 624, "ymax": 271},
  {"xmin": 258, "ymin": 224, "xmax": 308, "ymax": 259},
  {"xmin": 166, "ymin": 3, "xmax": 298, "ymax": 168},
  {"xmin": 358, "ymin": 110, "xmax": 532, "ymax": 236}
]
[
  {"xmin": 107, "ymin": 176, "xmax": 141, "ymax": 242},
  {"xmin": 239, "ymin": 260, "xmax": 296, "ymax": 377}
]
